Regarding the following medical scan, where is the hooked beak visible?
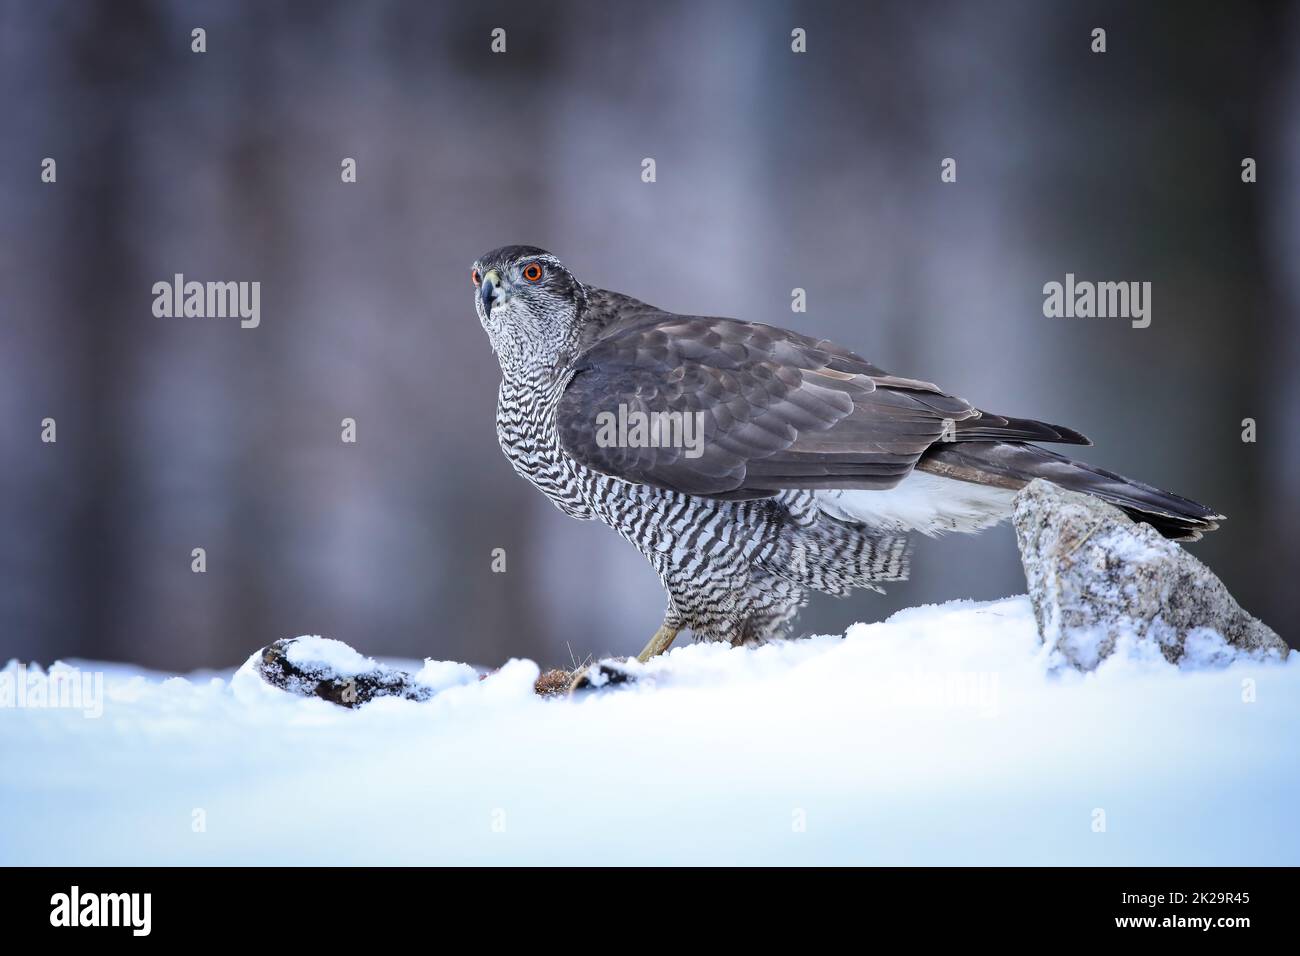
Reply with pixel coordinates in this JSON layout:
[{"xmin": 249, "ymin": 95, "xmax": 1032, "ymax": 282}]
[{"xmin": 480, "ymin": 269, "xmax": 503, "ymax": 318}]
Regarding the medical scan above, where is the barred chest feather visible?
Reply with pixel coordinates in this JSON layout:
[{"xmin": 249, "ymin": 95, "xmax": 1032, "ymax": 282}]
[
  {"xmin": 495, "ymin": 371, "xmax": 764, "ymax": 557},
  {"xmin": 496, "ymin": 373, "xmax": 597, "ymax": 521},
  {"xmin": 500, "ymin": 367, "xmax": 802, "ymax": 561}
]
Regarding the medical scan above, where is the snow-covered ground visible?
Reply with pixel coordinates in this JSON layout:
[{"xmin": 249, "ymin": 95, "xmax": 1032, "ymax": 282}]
[{"xmin": 2, "ymin": 595, "xmax": 1296, "ymax": 865}]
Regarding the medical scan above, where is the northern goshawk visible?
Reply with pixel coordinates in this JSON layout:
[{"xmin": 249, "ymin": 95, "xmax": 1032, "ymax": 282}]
[{"xmin": 472, "ymin": 245, "xmax": 1220, "ymax": 662}]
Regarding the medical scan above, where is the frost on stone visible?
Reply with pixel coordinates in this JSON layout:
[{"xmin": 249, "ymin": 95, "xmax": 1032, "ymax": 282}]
[{"xmin": 1012, "ymin": 479, "xmax": 1287, "ymax": 670}]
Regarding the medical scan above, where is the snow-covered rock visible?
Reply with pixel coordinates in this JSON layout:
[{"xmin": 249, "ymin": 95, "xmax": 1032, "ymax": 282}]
[
  {"xmin": 2, "ymin": 596, "xmax": 1296, "ymax": 865},
  {"xmin": 1013, "ymin": 479, "xmax": 1286, "ymax": 670}
]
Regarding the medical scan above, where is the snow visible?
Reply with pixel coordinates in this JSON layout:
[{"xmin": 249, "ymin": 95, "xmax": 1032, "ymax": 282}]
[
  {"xmin": 282, "ymin": 636, "xmax": 376, "ymax": 677},
  {"xmin": 1, "ymin": 595, "xmax": 1296, "ymax": 865}
]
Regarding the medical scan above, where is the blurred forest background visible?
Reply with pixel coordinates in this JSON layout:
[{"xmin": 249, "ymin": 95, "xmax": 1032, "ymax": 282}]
[{"xmin": 1, "ymin": 0, "xmax": 1297, "ymax": 670}]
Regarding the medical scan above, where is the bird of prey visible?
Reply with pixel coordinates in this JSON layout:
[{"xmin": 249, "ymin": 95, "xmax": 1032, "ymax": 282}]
[{"xmin": 471, "ymin": 245, "xmax": 1221, "ymax": 662}]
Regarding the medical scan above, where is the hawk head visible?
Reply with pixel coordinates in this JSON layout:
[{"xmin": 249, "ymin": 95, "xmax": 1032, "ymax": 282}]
[{"xmin": 471, "ymin": 245, "xmax": 586, "ymax": 371}]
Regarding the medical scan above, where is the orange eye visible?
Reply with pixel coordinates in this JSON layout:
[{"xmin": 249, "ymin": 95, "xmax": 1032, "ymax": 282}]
[
  {"xmin": 471, "ymin": 268, "xmax": 481, "ymax": 287},
  {"xmin": 522, "ymin": 262, "xmax": 543, "ymax": 282}
]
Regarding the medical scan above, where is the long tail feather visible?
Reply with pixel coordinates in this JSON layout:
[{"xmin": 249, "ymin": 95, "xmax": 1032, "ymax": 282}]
[{"xmin": 918, "ymin": 441, "xmax": 1223, "ymax": 541}]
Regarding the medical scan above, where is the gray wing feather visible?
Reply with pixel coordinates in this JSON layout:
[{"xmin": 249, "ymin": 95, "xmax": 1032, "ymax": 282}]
[{"xmin": 556, "ymin": 305, "xmax": 981, "ymax": 498}]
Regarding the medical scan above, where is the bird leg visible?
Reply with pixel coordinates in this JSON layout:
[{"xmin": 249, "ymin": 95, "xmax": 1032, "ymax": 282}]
[
  {"xmin": 566, "ymin": 621, "xmax": 680, "ymax": 694},
  {"xmin": 635, "ymin": 622, "xmax": 680, "ymax": 663}
]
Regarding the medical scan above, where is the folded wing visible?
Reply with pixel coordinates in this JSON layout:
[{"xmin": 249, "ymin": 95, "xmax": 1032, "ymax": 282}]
[{"xmin": 556, "ymin": 314, "xmax": 1086, "ymax": 499}]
